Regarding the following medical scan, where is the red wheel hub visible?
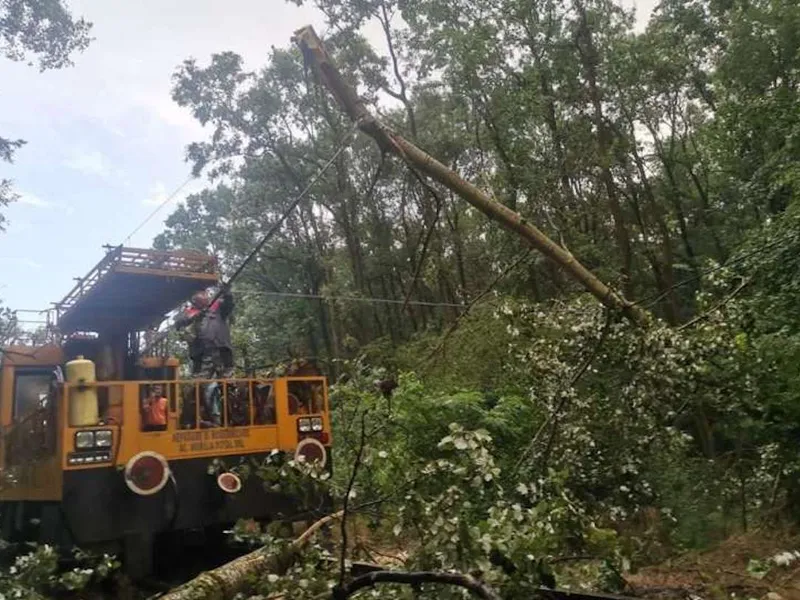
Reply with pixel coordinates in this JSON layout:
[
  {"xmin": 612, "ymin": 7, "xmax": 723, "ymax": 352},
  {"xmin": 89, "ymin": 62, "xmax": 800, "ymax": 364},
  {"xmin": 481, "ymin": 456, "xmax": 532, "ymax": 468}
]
[
  {"xmin": 294, "ymin": 438, "xmax": 327, "ymax": 468},
  {"xmin": 130, "ymin": 456, "xmax": 163, "ymax": 488},
  {"xmin": 124, "ymin": 451, "xmax": 170, "ymax": 496},
  {"xmin": 217, "ymin": 472, "xmax": 242, "ymax": 493}
]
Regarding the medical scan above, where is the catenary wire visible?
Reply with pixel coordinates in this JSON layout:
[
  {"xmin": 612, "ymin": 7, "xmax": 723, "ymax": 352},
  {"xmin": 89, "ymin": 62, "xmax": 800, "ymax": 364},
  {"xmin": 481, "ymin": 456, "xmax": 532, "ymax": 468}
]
[
  {"xmin": 121, "ymin": 175, "xmax": 195, "ymax": 246},
  {"xmin": 634, "ymin": 230, "xmax": 800, "ymax": 309},
  {"xmin": 207, "ymin": 119, "xmax": 363, "ymax": 304},
  {"xmin": 235, "ymin": 289, "xmax": 467, "ymax": 309},
  {"xmin": 143, "ymin": 120, "xmax": 363, "ymax": 351}
]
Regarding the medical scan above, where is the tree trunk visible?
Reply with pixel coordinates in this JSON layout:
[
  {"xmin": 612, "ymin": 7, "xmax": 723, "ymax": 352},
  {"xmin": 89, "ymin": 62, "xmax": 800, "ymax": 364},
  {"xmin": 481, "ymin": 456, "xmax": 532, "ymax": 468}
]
[
  {"xmin": 292, "ymin": 26, "xmax": 650, "ymax": 327},
  {"xmin": 645, "ymin": 121, "xmax": 701, "ymax": 279},
  {"xmin": 162, "ymin": 511, "xmax": 343, "ymax": 600},
  {"xmin": 620, "ymin": 118, "xmax": 681, "ymax": 323},
  {"xmin": 572, "ymin": 0, "xmax": 634, "ymax": 298}
]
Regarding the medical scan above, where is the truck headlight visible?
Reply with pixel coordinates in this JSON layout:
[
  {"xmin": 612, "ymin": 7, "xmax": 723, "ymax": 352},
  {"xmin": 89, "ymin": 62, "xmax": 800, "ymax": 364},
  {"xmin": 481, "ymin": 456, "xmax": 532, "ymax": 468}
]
[
  {"xmin": 298, "ymin": 418, "xmax": 311, "ymax": 432},
  {"xmin": 311, "ymin": 417, "xmax": 323, "ymax": 431},
  {"xmin": 75, "ymin": 431, "xmax": 94, "ymax": 449},
  {"xmin": 94, "ymin": 430, "xmax": 113, "ymax": 448}
]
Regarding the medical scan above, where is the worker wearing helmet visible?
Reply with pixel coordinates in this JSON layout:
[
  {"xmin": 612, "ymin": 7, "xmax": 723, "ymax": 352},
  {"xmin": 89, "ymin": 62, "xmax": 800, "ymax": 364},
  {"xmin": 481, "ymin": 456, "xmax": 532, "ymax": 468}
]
[{"xmin": 175, "ymin": 287, "xmax": 235, "ymax": 379}]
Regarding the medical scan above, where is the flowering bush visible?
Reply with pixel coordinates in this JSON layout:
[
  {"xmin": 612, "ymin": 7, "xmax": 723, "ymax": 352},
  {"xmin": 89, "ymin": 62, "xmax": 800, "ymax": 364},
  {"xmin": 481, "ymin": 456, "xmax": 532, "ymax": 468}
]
[{"xmin": 0, "ymin": 542, "xmax": 119, "ymax": 598}]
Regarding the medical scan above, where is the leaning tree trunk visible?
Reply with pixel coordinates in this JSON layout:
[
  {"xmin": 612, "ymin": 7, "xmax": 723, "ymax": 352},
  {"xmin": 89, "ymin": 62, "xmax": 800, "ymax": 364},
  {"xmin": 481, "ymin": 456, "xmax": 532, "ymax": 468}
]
[
  {"xmin": 161, "ymin": 511, "xmax": 343, "ymax": 600},
  {"xmin": 291, "ymin": 26, "xmax": 650, "ymax": 327}
]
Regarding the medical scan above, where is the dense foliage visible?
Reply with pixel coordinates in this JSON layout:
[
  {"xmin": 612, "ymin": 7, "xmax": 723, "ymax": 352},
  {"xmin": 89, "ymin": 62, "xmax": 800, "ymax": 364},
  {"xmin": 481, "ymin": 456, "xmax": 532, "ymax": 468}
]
[
  {"xmin": 0, "ymin": 542, "xmax": 118, "ymax": 599},
  {"xmin": 158, "ymin": 0, "xmax": 800, "ymax": 362},
  {"xmin": 4, "ymin": 0, "xmax": 800, "ymax": 595},
  {"xmin": 151, "ymin": 0, "xmax": 800, "ymax": 594}
]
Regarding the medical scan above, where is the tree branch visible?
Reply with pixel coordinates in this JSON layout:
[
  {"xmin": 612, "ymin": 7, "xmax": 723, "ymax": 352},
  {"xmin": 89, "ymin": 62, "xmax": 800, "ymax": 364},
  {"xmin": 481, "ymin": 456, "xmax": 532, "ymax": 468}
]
[
  {"xmin": 539, "ymin": 311, "xmax": 614, "ymax": 473},
  {"xmin": 514, "ymin": 310, "xmax": 613, "ymax": 473},
  {"xmin": 339, "ymin": 411, "xmax": 368, "ymax": 586},
  {"xmin": 422, "ymin": 248, "xmax": 532, "ymax": 369},
  {"xmin": 332, "ymin": 570, "xmax": 501, "ymax": 600},
  {"xmin": 161, "ymin": 510, "xmax": 345, "ymax": 600},
  {"xmin": 400, "ymin": 166, "xmax": 443, "ymax": 314},
  {"xmin": 377, "ymin": 0, "xmax": 417, "ymax": 138},
  {"xmin": 291, "ymin": 25, "xmax": 649, "ymax": 327},
  {"xmin": 677, "ymin": 278, "xmax": 750, "ymax": 332}
]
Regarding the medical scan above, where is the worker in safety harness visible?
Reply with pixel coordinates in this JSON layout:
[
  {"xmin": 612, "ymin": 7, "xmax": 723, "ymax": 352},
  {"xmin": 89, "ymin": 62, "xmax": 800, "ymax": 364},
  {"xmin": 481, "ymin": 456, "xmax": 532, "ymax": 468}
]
[
  {"xmin": 174, "ymin": 287, "xmax": 235, "ymax": 379},
  {"xmin": 175, "ymin": 288, "xmax": 235, "ymax": 427}
]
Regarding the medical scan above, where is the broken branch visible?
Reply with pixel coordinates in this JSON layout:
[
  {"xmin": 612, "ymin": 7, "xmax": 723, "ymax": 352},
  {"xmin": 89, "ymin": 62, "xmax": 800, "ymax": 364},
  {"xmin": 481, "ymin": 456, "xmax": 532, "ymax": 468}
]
[
  {"xmin": 291, "ymin": 25, "xmax": 650, "ymax": 327},
  {"xmin": 332, "ymin": 570, "xmax": 502, "ymax": 600},
  {"xmin": 161, "ymin": 510, "xmax": 344, "ymax": 600}
]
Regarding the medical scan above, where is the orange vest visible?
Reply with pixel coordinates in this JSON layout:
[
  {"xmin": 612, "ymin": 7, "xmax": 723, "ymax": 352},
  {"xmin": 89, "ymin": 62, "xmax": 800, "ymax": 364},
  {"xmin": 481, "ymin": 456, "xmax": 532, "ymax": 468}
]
[{"xmin": 143, "ymin": 396, "xmax": 167, "ymax": 426}]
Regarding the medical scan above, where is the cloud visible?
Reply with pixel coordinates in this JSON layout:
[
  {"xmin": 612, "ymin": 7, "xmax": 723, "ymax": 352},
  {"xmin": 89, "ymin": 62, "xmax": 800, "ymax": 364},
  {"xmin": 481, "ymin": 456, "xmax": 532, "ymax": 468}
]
[
  {"xmin": 142, "ymin": 181, "xmax": 169, "ymax": 207},
  {"xmin": 142, "ymin": 177, "xmax": 207, "ymax": 208},
  {"xmin": 64, "ymin": 150, "xmax": 112, "ymax": 177},
  {"xmin": 0, "ymin": 257, "xmax": 42, "ymax": 269},
  {"xmin": 142, "ymin": 177, "xmax": 203, "ymax": 208},
  {"xmin": 13, "ymin": 191, "xmax": 75, "ymax": 216},
  {"xmin": 62, "ymin": 149, "xmax": 128, "ymax": 188},
  {"xmin": 133, "ymin": 92, "xmax": 205, "ymax": 139},
  {"xmin": 16, "ymin": 191, "xmax": 52, "ymax": 208}
]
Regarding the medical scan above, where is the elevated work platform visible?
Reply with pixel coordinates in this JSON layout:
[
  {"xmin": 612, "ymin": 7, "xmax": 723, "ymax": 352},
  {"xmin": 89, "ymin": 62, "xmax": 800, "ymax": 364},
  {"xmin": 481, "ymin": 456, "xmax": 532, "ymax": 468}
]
[{"xmin": 56, "ymin": 247, "xmax": 218, "ymax": 335}]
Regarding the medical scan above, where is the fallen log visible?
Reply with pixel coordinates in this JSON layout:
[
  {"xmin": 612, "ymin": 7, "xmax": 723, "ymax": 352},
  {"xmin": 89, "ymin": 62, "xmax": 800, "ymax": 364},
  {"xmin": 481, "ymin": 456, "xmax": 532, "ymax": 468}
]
[
  {"xmin": 161, "ymin": 511, "xmax": 343, "ymax": 600},
  {"xmin": 332, "ymin": 570, "xmax": 502, "ymax": 600},
  {"xmin": 290, "ymin": 25, "xmax": 650, "ymax": 328}
]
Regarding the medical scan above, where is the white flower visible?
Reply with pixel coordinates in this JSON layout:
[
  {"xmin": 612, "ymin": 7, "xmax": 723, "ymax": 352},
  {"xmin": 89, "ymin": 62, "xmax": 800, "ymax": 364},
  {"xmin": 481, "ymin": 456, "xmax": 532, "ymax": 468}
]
[{"xmin": 772, "ymin": 551, "xmax": 799, "ymax": 567}]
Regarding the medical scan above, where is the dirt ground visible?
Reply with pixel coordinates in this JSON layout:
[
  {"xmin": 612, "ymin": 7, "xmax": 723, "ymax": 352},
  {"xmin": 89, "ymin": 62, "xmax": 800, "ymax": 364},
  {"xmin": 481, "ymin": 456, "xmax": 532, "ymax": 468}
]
[
  {"xmin": 628, "ymin": 530, "xmax": 800, "ymax": 600},
  {"xmin": 322, "ymin": 517, "xmax": 800, "ymax": 599}
]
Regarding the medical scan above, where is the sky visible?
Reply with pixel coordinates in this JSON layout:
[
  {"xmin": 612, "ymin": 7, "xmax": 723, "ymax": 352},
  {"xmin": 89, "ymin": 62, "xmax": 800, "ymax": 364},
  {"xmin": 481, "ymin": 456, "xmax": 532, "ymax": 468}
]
[{"xmin": 0, "ymin": 0, "xmax": 656, "ymax": 326}]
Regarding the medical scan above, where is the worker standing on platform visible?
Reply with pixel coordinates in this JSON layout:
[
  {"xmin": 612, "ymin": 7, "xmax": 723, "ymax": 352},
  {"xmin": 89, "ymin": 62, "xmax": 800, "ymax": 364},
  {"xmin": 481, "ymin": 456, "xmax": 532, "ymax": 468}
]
[
  {"xmin": 175, "ymin": 287, "xmax": 235, "ymax": 379},
  {"xmin": 141, "ymin": 384, "xmax": 168, "ymax": 431}
]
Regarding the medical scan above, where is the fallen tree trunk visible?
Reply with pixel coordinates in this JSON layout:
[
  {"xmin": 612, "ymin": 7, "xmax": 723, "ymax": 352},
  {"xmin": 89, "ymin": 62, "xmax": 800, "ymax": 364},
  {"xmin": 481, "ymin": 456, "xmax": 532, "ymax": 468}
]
[
  {"xmin": 161, "ymin": 511, "xmax": 343, "ymax": 600},
  {"xmin": 291, "ymin": 25, "xmax": 650, "ymax": 327},
  {"xmin": 333, "ymin": 570, "xmax": 502, "ymax": 600}
]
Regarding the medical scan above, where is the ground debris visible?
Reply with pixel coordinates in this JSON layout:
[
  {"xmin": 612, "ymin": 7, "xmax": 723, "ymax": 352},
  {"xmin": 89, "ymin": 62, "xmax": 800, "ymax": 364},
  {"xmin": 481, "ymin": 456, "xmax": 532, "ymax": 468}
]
[{"xmin": 627, "ymin": 531, "xmax": 800, "ymax": 600}]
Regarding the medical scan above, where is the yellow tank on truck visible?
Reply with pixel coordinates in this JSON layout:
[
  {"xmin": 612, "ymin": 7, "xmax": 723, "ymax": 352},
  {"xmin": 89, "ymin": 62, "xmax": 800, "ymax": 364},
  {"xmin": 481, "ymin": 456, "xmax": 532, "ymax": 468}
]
[{"xmin": 65, "ymin": 355, "xmax": 98, "ymax": 426}]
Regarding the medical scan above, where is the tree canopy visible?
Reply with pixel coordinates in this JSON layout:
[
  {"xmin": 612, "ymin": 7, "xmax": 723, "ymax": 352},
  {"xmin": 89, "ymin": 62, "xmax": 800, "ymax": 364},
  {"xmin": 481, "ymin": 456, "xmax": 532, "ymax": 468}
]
[
  {"xmin": 154, "ymin": 4, "xmax": 800, "ymax": 594},
  {"xmin": 6, "ymin": 0, "xmax": 800, "ymax": 596},
  {"xmin": 159, "ymin": 0, "xmax": 800, "ymax": 362}
]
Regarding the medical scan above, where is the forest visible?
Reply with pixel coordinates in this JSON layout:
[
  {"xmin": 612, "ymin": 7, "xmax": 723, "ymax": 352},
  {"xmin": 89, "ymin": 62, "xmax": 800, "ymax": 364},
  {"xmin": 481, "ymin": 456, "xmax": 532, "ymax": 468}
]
[{"xmin": 1, "ymin": 0, "xmax": 800, "ymax": 598}]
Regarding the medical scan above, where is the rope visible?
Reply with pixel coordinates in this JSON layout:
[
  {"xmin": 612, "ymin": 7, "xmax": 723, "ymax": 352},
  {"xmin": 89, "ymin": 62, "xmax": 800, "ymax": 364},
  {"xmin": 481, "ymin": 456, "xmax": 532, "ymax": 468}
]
[
  {"xmin": 634, "ymin": 230, "xmax": 800, "ymax": 309},
  {"xmin": 122, "ymin": 176, "xmax": 195, "ymax": 246},
  {"xmin": 210, "ymin": 120, "xmax": 362, "ymax": 304},
  {"xmin": 143, "ymin": 120, "xmax": 362, "ymax": 352},
  {"xmin": 236, "ymin": 289, "xmax": 467, "ymax": 309}
]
